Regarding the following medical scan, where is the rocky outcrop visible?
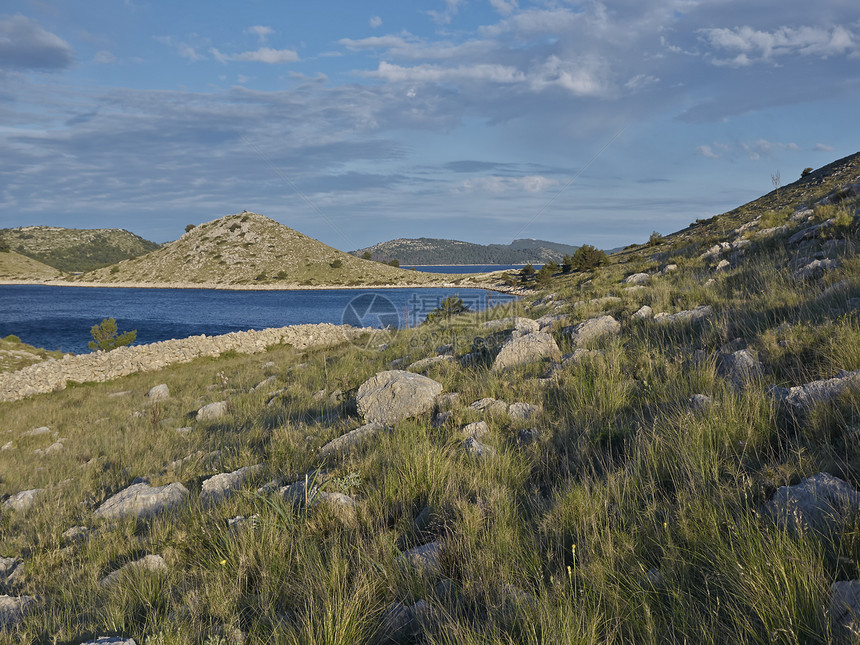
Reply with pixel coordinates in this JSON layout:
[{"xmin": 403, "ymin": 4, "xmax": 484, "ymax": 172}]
[
  {"xmin": 492, "ymin": 332, "xmax": 561, "ymax": 371},
  {"xmin": 0, "ymin": 595, "xmax": 36, "ymax": 629},
  {"xmin": 653, "ymin": 305, "xmax": 712, "ymax": 325},
  {"xmin": 718, "ymin": 349, "xmax": 764, "ymax": 388},
  {"xmin": 0, "ymin": 323, "xmax": 363, "ymax": 403},
  {"xmin": 356, "ymin": 371, "xmax": 443, "ymax": 425},
  {"xmin": 3, "ymin": 489, "xmax": 42, "ymax": 513},
  {"xmin": 763, "ymin": 472, "xmax": 860, "ymax": 537},
  {"xmin": 564, "ymin": 315, "xmax": 621, "ymax": 347},
  {"xmin": 770, "ymin": 368, "xmax": 860, "ymax": 411},
  {"xmin": 197, "ymin": 401, "xmax": 228, "ymax": 421},
  {"xmin": 95, "ymin": 481, "xmax": 189, "ymax": 521},
  {"xmin": 624, "ymin": 272, "xmax": 649, "ymax": 285},
  {"xmin": 201, "ymin": 464, "xmax": 264, "ymax": 504},
  {"xmin": 319, "ymin": 422, "xmax": 385, "ymax": 457}
]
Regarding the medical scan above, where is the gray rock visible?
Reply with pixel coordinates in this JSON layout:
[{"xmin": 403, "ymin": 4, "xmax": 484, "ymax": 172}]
[
  {"xmin": 197, "ymin": 401, "xmax": 228, "ymax": 421},
  {"xmin": 717, "ymin": 349, "xmax": 764, "ymax": 388},
  {"xmin": 4, "ymin": 489, "xmax": 43, "ymax": 513},
  {"xmin": 404, "ymin": 540, "xmax": 442, "ymax": 576},
  {"xmin": 407, "ymin": 355, "xmax": 454, "ymax": 372},
  {"xmin": 564, "ymin": 315, "xmax": 621, "ymax": 347},
  {"xmin": 356, "ymin": 371, "xmax": 443, "ymax": 424},
  {"xmin": 573, "ymin": 296, "xmax": 621, "ymax": 310},
  {"xmin": 483, "ymin": 317, "xmax": 540, "ymax": 335},
  {"xmin": 624, "ymin": 272, "xmax": 649, "ymax": 285},
  {"xmin": 764, "ymin": 472, "xmax": 860, "ymax": 537},
  {"xmin": 561, "ymin": 349, "xmax": 602, "ymax": 364},
  {"xmin": 99, "ymin": 554, "xmax": 167, "ymax": 587},
  {"xmin": 653, "ymin": 305, "xmax": 712, "ymax": 325},
  {"xmin": 79, "ymin": 638, "xmax": 137, "ymax": 645},
  {"xmin": 250, "ymin": 375, "xmax": 277, "ymax": 392},
  {"xmin": 788, "ymin": 222, "xmax": 831, "ymax": 245},
  {"xmin": 492, "ymin": 331, "xmax": 561, "ymax": 371},
  {"xmin": 631, "ymin": 305, "xmax": 653, "ymax": 320},
  {"xmin": 374, "ymin": 600, "xmax": 431, "ymax": 644},
  {"xmin": 146, "ymin": 384, "xmax": 169, "ymax": 400},
  {"xmin": 318, "ymin": 422, "xmax": 384, "ymax": 457},
  {"xmin": 201, "ymin": 464, "xmax": 264, "ymax": 504},
  {"xmin": 715, "ymin": 259, "xmax": 731, "ymax": 272},
  {"xmin": 435, "ymin": 392, "xmax": 460, "ymax": 411},
  {"xmin": 62, "ymin": 526, "xmax": 89, "ymax": 545},
  {"xmin": 468, "ymin": 398, "xmax": 508, "ymax": 416},
  {"xmin": 95, "ymin": 481, "xmax": 189, "ymax": 521},
  {"xmin": 316, "ymin": 492, "xmax": 358, "ymax": 521},
  {"xmin": 0, "ymin": 558, "xmax": 22, "ymax": 583},
  {"xmin": 535, "ymin": 314, "xmax": 569, "ymax": 331},
  {"xmin": 462, "ymin": 421, "xmax": 489, "ymax": 438},
  {"xmin": 432, "ymin": 411, "xmax": 452, "ymax": 427},
  {"xmin": 0, "ymin": 595, "xmax": 36, "ymax": 628},
  {"xmin": 662, "ymin": 264, "xmax": 678, "ymax": 273},
  {"xmin": 793, "ymin": 258, "xmax": 839, "ymax": 281},
  {"xmin": 508, "ymin": 402, "xmax": 541, "ymax": 423},
  {"xmin": 436, "ymin": 344, "xmax": 454, "ymax": 355},
  {"xmin": 777, "ymin": 368, "xmax": 860, "ymax": 411},
  {"xmin": 689, "ymin": 394, "xmax": 713, "ymax": 410},
  {"xmin": 516, "ymin": 427, "xmax": 540, "ymax": 445},
  {"xmin": 463, "ymin": 436, "xmax": 494, "ymax": 458},
  {"xmin": 23, "ymin": 426, "xmax": 51, "ymax": 437},
  {"xmin": 830, "ymin": 580, "xmax": 860, "ymax": 637},
  {"xmin": 278, "ymin": 478, "xmax": 320, "ymax": 506}
]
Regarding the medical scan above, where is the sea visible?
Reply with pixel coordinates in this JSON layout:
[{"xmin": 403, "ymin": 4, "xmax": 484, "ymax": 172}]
[
  {"xmin": 408, "ymin": 264, "xmax": 542, "ymax": 274},
  {"xmin": 0, "ymin": 284, "xmax": 517, "ymax": 354}
]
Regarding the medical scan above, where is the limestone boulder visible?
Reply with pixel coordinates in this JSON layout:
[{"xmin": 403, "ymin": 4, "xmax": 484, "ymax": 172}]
[
  {"xmin": 356, "ymin": 371, "xmax": 443, "ymax": 425},
  {"xmin": 763, "ymin": 472, "xmax": 860, "ymax": 537},
  {"xmin": 0, "ymin": 595, "xmax": 36, "ymax": 629},
  {"xmin": 3, "ymin": 489, "xmax": 42, "ymax": 513},
  {"xmin": 492, "ymin": 332, "xmax": 561, "ymax": 371},
  {"xmin": 99, "ymin": 554, "xmax": 167, "ymax": 587},
  {"xmin": 631, "ymin": 305, "xmax": 653, "ymax": 320},
  {"xmin": 564, "ymin": 315, "xmax": 621, "ymax": 347},
  {"xmin": 146, "ymin": 384, "xmax": 169, "ymax": 400},
  {"xmin": 95, "ymin": 481, "xmax": 189, "ymax": 521},
  {"xmin": 717, "ymin": 349, "xmax": 764, "ymax": 389},
  {"xmin": 624, "ymin": 272, "xmax": 649, "ymax": 285},
  {"xmin": 653, "ymin": 305, "xmax": 712, "ymax": 325},
  {"xmin": 830, "ymin": 580, "xmax": 860, "ymax": 637},
  {"xmin": 201, "ymin": 464, "xmax": 264, "ymax": 504},
  {"xmin": 197, "ymin": 401, "xmax": 228, "ymax": 421},
  {"xmin": 318, "ymin": 423, "xmax": 384, "ymax": 457},
  {"xmin": 468, "ymin": 398, "xmax": 508, "ymax": 415},
  {"xmin": 771, "ymin": 368, "xmax": 860, "ymax": 411}
]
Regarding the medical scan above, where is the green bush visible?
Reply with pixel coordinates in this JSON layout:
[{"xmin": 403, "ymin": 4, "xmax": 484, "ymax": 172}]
[
  {"xmin": 570, "ymin": 244, "xmax": 608, "ymax": 271},
  {"xmin": 519, "ymin": 264, "xmax": 535, "ymax": 284},
  {"xmin": 361, "ymin": 251, "xmax": 372, "ymax": 260},
  {"xmin": 0, "ymin": 237, "xmax": 8, "ymax": 253},
  {"xmin": 648, "ymin": 230, "xmax": 663, "ymax": 246},
  {"xmin": 185, "ymin": 224, "xmax": 196, "ymax": 233},
  {"xmin": 424, "ymin": 295, "xmax": 471, "ymax": 324},
  {"xmin": 331, "ymin": 259, "xmax": 343, "ymax": 269},
  {"xmin": 88, "ymin": 318, "xmax": 137, "ymax": 352},
  {"xmin": 801, "ymin": 167, "xmax": 813, "ymax": 178},
  {"xmin": 388, "ymin": 259, "xmax": 399, "ymax": 268},
  {"xmin": 3, "ymin": 334, "xmax": 21, "ymax": 343}
]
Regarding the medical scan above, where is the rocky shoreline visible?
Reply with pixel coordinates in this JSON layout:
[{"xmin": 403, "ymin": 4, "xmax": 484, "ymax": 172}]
[{"xmin": 0, "ymin": 323, "xmax": 368, "ymax": 403}]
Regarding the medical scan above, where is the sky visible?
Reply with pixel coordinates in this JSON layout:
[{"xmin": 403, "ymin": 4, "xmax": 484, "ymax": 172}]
[{"xmin": 0, "ymin": 1, "xmax": 858, "ymax": 250}]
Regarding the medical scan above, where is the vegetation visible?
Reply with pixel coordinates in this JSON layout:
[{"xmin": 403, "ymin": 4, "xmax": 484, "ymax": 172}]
[
  {"xmin": 569, "ymin": 244, "xmax": 608, "ymax": 271},
  {"xmin": 0, "ymin": 236, "xmax": 8, "ymax": 253},
  {"xmin": 88, "ymin": 317, "xmax": 137, "ymax": 352},
  {"xmin": 352, "ymin": 237, "xmax": 582, "ymax": 265},
  {"xmin": 0, "ymin": 335, "xmax": 65, "ymax": 372},
  {"xmin": 802, "ymin": 167, "xmax": 814, "ymax": 178},
  {"xmin": 423, "ymin": 295, "xmax": 471, "ymax": 324},
  {"xmin": 185, "ymin": 224, "xmax": 196, "ymax": 233},
  {"xmin": 647, "ymin": 230, "xmax": 663, "ymax": 246}
]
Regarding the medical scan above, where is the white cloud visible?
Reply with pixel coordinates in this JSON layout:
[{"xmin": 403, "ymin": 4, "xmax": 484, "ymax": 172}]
[
  {"xmin": 696, "ymin": 144, "xmax": 719, "ymax": 159},
  {"xmin": 0, "ymin": 14, "xmax": 75, "ymax": 70},
  {"xmin": 93, "ymin": 50, "xmax": 116, "ymax": 64},
  {"xmin": 369, "ymin": 16, "xmax": 382, "ymax": 29},
  {"xmin": 814, "ymin": 143, "xmax": 834, "ymax": 152},
  {"xmin": 340, "ymin": 35, "xmax": 413, "ymax": 51},
  {"xmin": 489, "ymin": 0, "xmax": 518, "ymax": 15},
  {"xmin": 742, "ymin": 139, "xmax": 798, "ymax": 160},
  {"xmin": 699, "ymin": 24, "xmax": 858, "ymax": 66},
  {"xmin": 367, "ymin": 61, "xmax": 525, "ymax": 84},
  {"xmin": 529, "ymin": 55, "xmax": 611, "ymax": 97},
  {"xmin": 427, "ymin": 0, "xmax": 464, "ymax": 26},
  {"xmin": 245, "ymin": 26, "xmax": 274, "ymax": 44},
  {"xmin": 211, "ymin": 47, "xmax": 299, "ymax": 64},
  {"xmin": 457, "ymin": 175, "xmax": 557, "ymax": 193},
  {"xmin": 157, "ymin": 36, "xmax": 205, "ymax": 61}
]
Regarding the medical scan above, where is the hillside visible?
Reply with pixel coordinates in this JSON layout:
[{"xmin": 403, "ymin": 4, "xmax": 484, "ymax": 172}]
[
  {"xmin": 0, "ymin": 225, "xmax": 160, "ymax": 273},
  {"xmin": 77, "ymin": 213, "xmax": 457, "ymax": 287},
  {"xmin": 0, "ymin": 152, "xmax": 859, "ymax": 643},
  {"xmin": 0, "ymin": 249, "xmax": 61, "ymax": 280},
  {"xmin": 352, "ymin": 237, "xmax": 580, "ymax": 265}
]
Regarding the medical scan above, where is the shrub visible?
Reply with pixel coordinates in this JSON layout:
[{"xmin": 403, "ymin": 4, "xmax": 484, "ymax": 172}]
[
  {"xmin": 388, "ymin": 259, "xmax": 399, "ymax": 268},
  {"xmin": 0, "ymin": 237, "xmax": 8, "ymax": 253},
  {"xmin": 801, "ymin": 167, "xmax": 813, "ymax": 178},
  {"xmin": 519, "ymin": 264, "xmax": 536, "ymax": 284},
  {"xmin": 255, "ymin": 273, "xmax": 267, "ymax": 281},
  {"xmin": 3, "ymin": 334, "xmax": 21, "ymax": 343},
  {"xmin": 88, "ymin": 318, "xmax": 136, "ymax": 352},
  {"xmin": 500, "ymin": 272, "xmax": 518, "ymax": 287},
  {"xmin": 276, "ymin": 270, "xmax": 288, "ymax": 279},
  {"xmin": 185, "ymin": 224, "xmax": 195, "ymax": 233},
  {"xmin": 331, "ymin": 259, "xmax": 343, "ymax": 269},
  {"xmin": 561, "ymin": 254, "xmax": 573, "ymax": 274},
  {"xmin": 570, "ymin": 244, "xmax": 608, "ymax": 271},
  {"xmin": 424, "ymin": 295, "xmax": 471, "ymax": 324},
  {"xmin": 361, "ymin": 251, "xmax": 372, "ymax": 260},
  {"xmin": 109, "ymin": 266, "xmax": 120, "ymax": 274},
  {"xmin": 648, "ymin": 231, "xmax": 663, "ymax": 246},
  {"xmin": 759, "ymin": 208, "xmax": 791, "ymax": 229},
  {"xmin": 534, "ymin": 265, "xmax": 554, "ymax": 287}
]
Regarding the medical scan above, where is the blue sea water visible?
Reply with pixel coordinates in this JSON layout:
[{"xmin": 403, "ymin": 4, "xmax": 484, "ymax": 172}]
[
  {"xmin": 0, "ymin": 285, "xmax": 516, "ymax": 354},
  {"xmin": 407, "ymin": 265, "xmax": 542, "ymax": 274}
]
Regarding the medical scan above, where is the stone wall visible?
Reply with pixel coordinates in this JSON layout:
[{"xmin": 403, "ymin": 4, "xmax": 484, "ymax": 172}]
[{"xmin": 0, "ymin": 323, "xmax": 364, "ymax": 403}]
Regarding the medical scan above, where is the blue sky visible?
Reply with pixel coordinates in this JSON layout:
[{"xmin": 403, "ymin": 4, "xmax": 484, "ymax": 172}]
[{"xmin": 1, "ymin": 1, "xmax": 857, "ymax": 250}]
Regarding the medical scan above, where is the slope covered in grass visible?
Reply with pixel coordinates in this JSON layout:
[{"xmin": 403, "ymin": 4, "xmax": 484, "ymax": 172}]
[
  {"xmin": 0, "ymin": 154, "xmax": 858, "ymax": 643},
  {"xmin": 0, "ymin": 249, "xmax": 61, "ymax": 280}
]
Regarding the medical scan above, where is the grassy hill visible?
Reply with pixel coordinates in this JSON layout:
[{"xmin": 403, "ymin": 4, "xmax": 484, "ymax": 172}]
[
  {"xmin": 0, "ymin": 153, "xmax": 859, "ymax": 643},
  {"xmin": 352, "ymin": 237, "xmax": 580, "ymax": 265},
  {"xmin": 0, "ymin": 249, "xmax": 61, "ymax": 280},
  {"xmin": 77, "ymin": 213, "xmax": 460, "ymax": 287},
  {"xmin": 0, "ymin": 226, "xmax": 160, "ymax": 273}
]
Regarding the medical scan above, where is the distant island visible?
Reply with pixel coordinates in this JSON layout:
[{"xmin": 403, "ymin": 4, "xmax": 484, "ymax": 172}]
[{"xmin": 351, "ymin": 237, "xmax": 583, "ymax": 265}]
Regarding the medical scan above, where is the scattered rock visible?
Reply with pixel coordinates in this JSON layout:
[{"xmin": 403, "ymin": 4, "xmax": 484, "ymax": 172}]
[
  {"xmin": 561, "ymin": 349, "xmax": 602, "ymax": 365},
  {"xmin": 404, "ymin": 540, "xmax": 442, "ymax": 576},
  {"xmin": 717, "ymin": 349, "xmax": 764, "ymax": 388},
  {"xmin": 201, "ymin": 464, "xmax": 264, "ymax": 504},
  {"xmin": 435, "ymin": 392, "xmax": 460, "ymax": 411},
  {"xmin": 662, "ymin": 263, "xmax": 678, "ymax": 274},
  {"xmin": 564, "ymin": 315, "xmax": 621, "ymax": 347},
  {"xmin": 436, "ymin": 344, "xmax": 453, "ymax": 355},
  {"xmin": 771, "ymin": 368, "xmax": 860, "ymax": 411},
  {"xmin": 788, "ymin": 222, "xmax": 832, "ymax": 245},
  {"xmin": 468, "ymin": 398, "xmax": 508, "ymax": 416},
  {"xmin": 0, "ymin": 558, "xmax": 23, "ymax": 584},
  {"xmin": 483, "ymin": 317, "xmax": 540, "ymax": 335},
  {"xmin": 251, "ymin": 375, "xmax": 277, "ymax": 392},
  {"xmin": 535, "ymin": 314, "xmax": 569, "ymax": 331},
  {"xmin": 764, "ymin": 472, "xmax": 860, "ymax": 537},
  {"xmin": 715, "ymin": 259, "xmax": 731, "ymax": 272},
  {"xmin": 107, "ymin": 391, "xmax": 131, "ymax": 398},
  {"xmin": 462, "ymin": 421, "xmax": 489, "ymax": 438},
  {"xmin": 463, "ymin": 436, "xmax": 494, "ymax": 458},
  {"xmin": 175, "ymin": 426, "xmax": 192, "ymax": 436},
  {"xmin": 99, "ymin": 554, "xmax": 167, "ymax": 587},
  {"xmin": 95, "ymin": 481, "xmax": 189, "ymax": 521},
  {"xmin": 0, "ymin": 442, "xmax": 11, "ymax": 451},
  {"xmin": 374, "ymin": 600, "xmax": 432, "ymax": 644},
  {"xmin": 653, "ymin": 305, "xmax": 712, "ymax": 325},
  {"xmin": 793, "ymin": 258, "xmax": 839, "ymax": 281},
  {"xmin": 631, "ymin": 305, "xmax": 653, "ymax": 320},
  {"xmin": 79, "ymin": 637, "xmax": 138, "ymax": 645},
  {"xmin": 62, "ymin": 526, "xmax": 89, "ymax": 545},
  {"xmin": 0, "ymin": 595, "xmax": 36, "ymax": 629},
  {"xmin": 197, "ymin": 401, "xmax": 228, "ymax": 421},
  {"xmin": 508, "ymin": 402, "xmax": 541, "ymax": 423},
  {"xmin": 356, "ymin": 371, "xmax": 443, "ymax": 425},
  {"xmin": 407, "ymin": 355, "xmax": 454, "ymax": 372},
  {"xmin": 689, "ymin": 394, "xmax": 713, "ymax": 411},
  {"xmin": 278, "ymin": 477, "xmax": 320, "ymax": 506},
  {"xmin": 4, "ymin": 489, "xmax": 43, "ymax": 513},
  {"xmin": 432, "ymin": 411, "xmax": 452, "ymax": 427},
  {"xmin": 146, "ymin": 384, "xmax": 169, "ymax": 400},
  {"xmin": 319, "ymin": 422, "xmax": 384, "ymax": 457},
  {"xmin": 516, "ymin": 427, "xmax": 540, "ymax": 445},
  {"xmin": 23, "ymin": 426, "xmax": 51, "ymax": 437},
  {"xmin": 492, "ymin": 331, "xmax": 562, "ymax": 371},
  {"xmin": 830, "ymin": 580, "xmax": 860, "ymax": 637},
  {"xmin": 624, "ymin": 272, "xmax": 649, "ymax": 285}
]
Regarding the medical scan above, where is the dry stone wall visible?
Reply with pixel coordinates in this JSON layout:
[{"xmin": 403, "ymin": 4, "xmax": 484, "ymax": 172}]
[{"xmin": 0, "ymin": 323, "xmax": 364, "ymax": 403}]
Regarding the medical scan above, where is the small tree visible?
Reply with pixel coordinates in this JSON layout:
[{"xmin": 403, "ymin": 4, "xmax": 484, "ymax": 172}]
[
  {"xmin": 89, "ymin": 318, "xmax": 136, "ymax": 352},
  {"xmin": 361, "ymin": 251, "xmax": 372, "ymax": 260},
  {"xmin": 424, "ymin": 295, "xmax": 471, "ymax": 324},
  {"xmin": 331, "ymin": 259, "xmax": 343, "ymax": 269},
  {"xmin": 570, "ymin": 245, "xmax": 607, "ymax": 272},
  {"xmin": 500, "ymin": 271, "xmax": 518, "ymax": 287},
  {"xmin": 388, "ymin": 259, "xmax": 399, "ymax": 268},
  {"xmin": 0, "ymin": 237, "xmax": 9, "ymax": 253},
  {"xmin": 185, "ymin": 224, "xmax": 196, "ymax": 233},
  {"xmin": 801, "ymin": 167, "xmax": 813, "ymax": 178},
  {"xmin": 561, "ymin": 254, "xmax": 573, "ymax": 274},
  {"xmin": 519, "ymin": 264, "xmax": 536, "ymax": 284},
  {"xmin": 534, "ymin": 265, "xmax": 554, "ymax": 287},
  {"xmin": 647, "ymin": 231, "xmax": 662, "ymax": 247}
]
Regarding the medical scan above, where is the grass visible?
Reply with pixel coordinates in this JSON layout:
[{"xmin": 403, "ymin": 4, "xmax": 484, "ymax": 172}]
[{"xmin": 0, "ymin": 166, "xmax": 859, "ymax": 642}]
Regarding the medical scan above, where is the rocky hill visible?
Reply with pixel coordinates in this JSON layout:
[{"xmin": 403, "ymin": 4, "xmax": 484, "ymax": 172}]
[
  {"xmin": 0, "ymin": 249, "xmax": 61, "ymax": 281},
  {"xmin": 77, "ymin": 212, "xmax": 453, "ymax": 287},
  {"xmin": 0, "ymin": 226, "xmax": 160, "ymax": 273},
  {"xmin": 352, "ymin": 237, "xmax": 581, "ymax": 265}
]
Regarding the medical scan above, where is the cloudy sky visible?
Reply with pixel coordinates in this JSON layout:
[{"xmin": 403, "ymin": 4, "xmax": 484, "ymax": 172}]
[{"xmin": 1, "ymin": 1, "xmax": 857, "ymax": 250}]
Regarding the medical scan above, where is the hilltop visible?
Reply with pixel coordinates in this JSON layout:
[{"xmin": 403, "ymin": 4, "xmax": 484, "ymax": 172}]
[
  {"xmin": 0, "ymin": 225, "xmax": 160, "ymax": 273},
  {"xmin": 0, "ymin": 152, "xmax": 858, "ymax": 642},
  {"xmin": 352, "ymin": 236, "xmax": 580, "ymax": 265},
  {"xmin": 0, "ymin": 249, "xmax": 61, "ymax": 281},
  {"xmin": 76, "ymin": 213, "xmax": 480, "ymax": 288}
]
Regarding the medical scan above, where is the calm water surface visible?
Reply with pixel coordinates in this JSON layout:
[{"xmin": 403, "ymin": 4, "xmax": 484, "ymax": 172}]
[
  {"xmin": 0, "ymin": 285, "xmax": 515, "ymax": 354},
  {"xmin": 408, "ymin": 264, "xmax": 542, "ymax": 274}
]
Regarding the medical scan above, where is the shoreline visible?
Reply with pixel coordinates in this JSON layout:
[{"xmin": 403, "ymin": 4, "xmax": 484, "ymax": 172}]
[{"xmin": 0, "ymin": 277, "xmax": 518, "ymax": 294}]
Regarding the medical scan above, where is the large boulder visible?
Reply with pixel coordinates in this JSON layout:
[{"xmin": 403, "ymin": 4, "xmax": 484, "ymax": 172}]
[
  {"xmin": 653, "ymin": 305, "xmax": 712, "ymax": 325},
  {"xmin": 830, "ymin": 580, "xmax": 860, "ymax": 638},
  {"xmin": 201, "ymin": 464, "xmax": 264, "ymax": 504},
  {"xmin": 624, "ymin": 272, "xmax": 649, "ymax": 285},
  {"xmin": 564, "ymin": 315, "xmax": 621, "ymax": 347},
  {"xmin": 197, "ymin": 401, "xmax": 228, "ymax": 421},
  {"xmin": 3, "ymin": 489, "xmax": 43, "ymax": 513},
  {"xmin": 492, "ymin": 332, "xmax": 561, "ymax": 371},
  {"xmin": 763, "ymin": 472, "xmax": 860, "ymax": 537},
  {"xmin": 94, "ymin": 481, "xmax": 189, "ymax": 521},
  {"xmin": 318, "ymin": 422, "xmax": 384, "ymax": 457},
  {"xmin": 356, "ymin": 371, "xmax": 443, "ymax": 425},
  {"xmin": 146, "ymin": 384, "xmax": 169, "ymax": 400},
  {"xmin": 0, "ymin": 595, "xmax": 36, "ymax": 629}
]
